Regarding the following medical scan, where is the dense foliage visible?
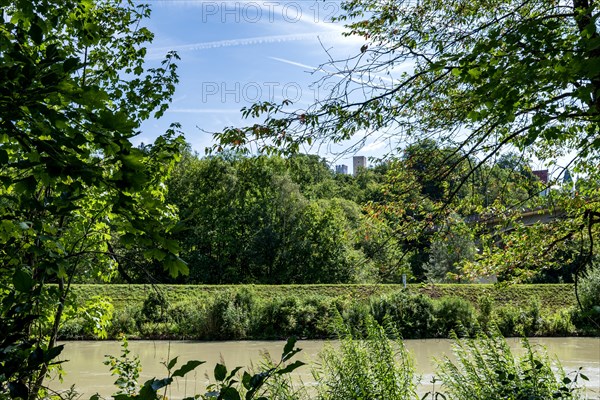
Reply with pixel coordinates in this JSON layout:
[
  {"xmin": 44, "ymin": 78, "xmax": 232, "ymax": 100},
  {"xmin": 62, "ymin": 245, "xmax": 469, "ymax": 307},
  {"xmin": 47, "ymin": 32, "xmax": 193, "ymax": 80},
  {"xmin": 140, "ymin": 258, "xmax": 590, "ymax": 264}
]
[
  {"xmin": 57, "ymin": 285, "xmax": 595, "ymax": 341},
  {"xmin": 212, "ymin": 0, "xmax": 600, "ymax": 286},
  {"xmin": 0, "ymin": 0, "xmax": 185, "ymax": 397},
  {"xmin": 115, "ymin": 147, "xmax": 574, "ymax": 285}
]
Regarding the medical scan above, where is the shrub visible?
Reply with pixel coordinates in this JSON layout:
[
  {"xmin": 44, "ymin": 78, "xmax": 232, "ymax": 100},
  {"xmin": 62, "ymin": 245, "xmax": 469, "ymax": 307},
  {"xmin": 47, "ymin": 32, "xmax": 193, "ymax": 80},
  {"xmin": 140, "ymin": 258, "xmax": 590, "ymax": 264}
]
[
  {"xmin": 433, "ymin": 296, "xmax": 475, "ymax": 337},
  {"xmin": 477, "ymin": 295, "xmax": 494, "ymax": 331},
  {"xmin": 254, "ymin": 297, "xmax": 301, "ymax": 338},
  {"xmin": 341, "ymin": 301, "xmax": 371, "ymax": 337},
  {"xmin": 58, "ymin": 317, "xmax": 86, "ymax": 340},
  {"xmin": 495, "ymin": 305, "xmax": 520, "ymax": 336},
  {"xmin": 579, "ymin": 264, "xmax": 600, "ymax": 313},
  {"xmin": 210, "ymin": 288, "xmax": 256, "ymax": 339},
  {"xmin": 109, "ymin": 306, "xmax": 138, "ymax": 337},
  {"xmin": 436, "ymin": 329, "xmax": 585, "ymax": 399},
  {"xmin": 370, "ymin": 290, "xmax": 436, "ymax": 338},
  {"xmin": 293, "ymin": 296, "xmax": 336, "ymax": 338},
  {"xmin": 313, "ymin": 317, "xmax": 418, "ymax": 400},
  {"xmin": 545, "ymin": 309, "xmax": 576, "ymax": 336},
  {"xmin": 169, "ymin": 300, "xmax": 212, "ymax": 339},
  {"xmin": 140, "ymin": 291, "xmax": 168, "ymax": 323},
  {"xmin": 522, "ymin": 297, "xmax": 542, "ymax": 336}
]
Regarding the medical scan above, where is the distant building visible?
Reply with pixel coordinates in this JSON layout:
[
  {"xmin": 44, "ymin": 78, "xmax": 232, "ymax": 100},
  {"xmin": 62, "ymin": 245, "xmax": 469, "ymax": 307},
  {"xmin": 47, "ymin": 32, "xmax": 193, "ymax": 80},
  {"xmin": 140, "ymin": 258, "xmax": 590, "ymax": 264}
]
[
  {"xmin": 563, "ymin": 169, "xmax": 573, "ymax": 185},
  {"xmin": 532, "ymin": 169, "xmax": 549, "ymax": 184},
  {"xmin": 532, "ymin": 169, "xmax": 549, "ymax": 196},
  {"xmin": 353, "ymin": 156, "xmax": 367, "ymax": 176},
  {"xmin": 335, "ymin": 164, "xmax": 348, "ymax": 175}
]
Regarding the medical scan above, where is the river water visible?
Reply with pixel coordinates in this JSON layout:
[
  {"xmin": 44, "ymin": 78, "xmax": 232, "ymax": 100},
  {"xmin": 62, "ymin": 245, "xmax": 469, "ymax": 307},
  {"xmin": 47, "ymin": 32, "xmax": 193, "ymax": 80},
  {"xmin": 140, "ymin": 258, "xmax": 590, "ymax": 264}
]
[{"xmin": 50, "ymin": 337, "xmax": 600, "ymax": 399}]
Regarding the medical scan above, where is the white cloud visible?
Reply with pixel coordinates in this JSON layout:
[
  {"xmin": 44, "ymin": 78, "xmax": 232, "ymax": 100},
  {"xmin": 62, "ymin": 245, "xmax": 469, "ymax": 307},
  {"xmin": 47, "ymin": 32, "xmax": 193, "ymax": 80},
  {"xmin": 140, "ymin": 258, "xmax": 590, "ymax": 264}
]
[
  {"xmin": 268, "ymin": 56, "xmax": 319, "ymax": 71},
  {"xmin": 148, "ymin": 32, "xmax": 336, "ymax": 59}
]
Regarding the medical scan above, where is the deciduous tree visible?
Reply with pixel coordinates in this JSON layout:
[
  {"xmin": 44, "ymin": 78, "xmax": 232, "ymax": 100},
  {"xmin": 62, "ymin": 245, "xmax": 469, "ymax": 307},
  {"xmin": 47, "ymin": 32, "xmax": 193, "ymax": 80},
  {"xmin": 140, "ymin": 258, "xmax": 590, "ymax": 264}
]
[
  {"xmin": 0, "ymin": 0, "xmax": 185, "ymax": 397},
  {"xmin": 213, "ymin": 0, "xmax": 600, "ymax": 281}
]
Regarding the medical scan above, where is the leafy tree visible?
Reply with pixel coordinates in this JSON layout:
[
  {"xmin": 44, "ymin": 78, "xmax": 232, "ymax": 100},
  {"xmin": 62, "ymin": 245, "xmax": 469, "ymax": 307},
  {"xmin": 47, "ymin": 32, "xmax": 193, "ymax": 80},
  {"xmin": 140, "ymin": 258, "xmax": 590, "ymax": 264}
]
[
  {"xmin": 158, "ymin": 153, "xmax": 375, "ymax": 284},
  {"xmin": 213, "ymin": 0, "xmax": 600, "ymax": 281},
  {"xmin": 0, "ymin": 0, "xmax": 185, "ymax": 397},
  {"xmin": 425, "ymin": 220, "xmax": 477, "ymax": 283}
]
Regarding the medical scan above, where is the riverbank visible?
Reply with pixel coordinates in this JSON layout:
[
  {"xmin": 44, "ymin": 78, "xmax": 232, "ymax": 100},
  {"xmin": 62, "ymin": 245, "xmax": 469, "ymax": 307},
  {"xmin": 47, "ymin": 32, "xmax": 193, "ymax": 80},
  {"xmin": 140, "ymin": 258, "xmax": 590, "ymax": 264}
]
[{"xmin": 59, "ymin": 284, "xmax": 598, "ymax": 340}]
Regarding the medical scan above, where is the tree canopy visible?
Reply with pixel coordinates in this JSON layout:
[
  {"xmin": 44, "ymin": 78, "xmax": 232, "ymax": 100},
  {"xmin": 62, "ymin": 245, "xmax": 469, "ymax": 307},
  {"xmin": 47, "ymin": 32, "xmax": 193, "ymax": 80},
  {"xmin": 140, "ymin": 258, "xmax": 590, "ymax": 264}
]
[
  {"xmin": 213, "ymin": 0, "xmax": 600, "ymax": 282},
  {"xmin": 0, "ymin": 0, "xmax": 185, "ymax": 397}
]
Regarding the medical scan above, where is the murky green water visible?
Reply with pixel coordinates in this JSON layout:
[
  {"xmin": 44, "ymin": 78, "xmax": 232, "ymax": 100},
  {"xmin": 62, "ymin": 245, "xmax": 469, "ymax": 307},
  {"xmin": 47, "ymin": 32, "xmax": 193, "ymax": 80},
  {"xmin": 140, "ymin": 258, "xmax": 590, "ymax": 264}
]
[{"xmin": 50, "ymin": 337, "xmax": 599, "ymax": 399}]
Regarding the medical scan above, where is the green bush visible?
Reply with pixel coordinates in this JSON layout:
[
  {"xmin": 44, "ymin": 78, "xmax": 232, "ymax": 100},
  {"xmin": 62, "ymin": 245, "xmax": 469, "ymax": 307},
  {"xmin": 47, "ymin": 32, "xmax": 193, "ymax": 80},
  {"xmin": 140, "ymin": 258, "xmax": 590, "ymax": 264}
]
[
  {"xmin": 169, "ymin": 300, "xmax": 212, "ymax": 339},
  {"xmin": 140, "ymin": 291, "xmax": 168, "ymax": 323},
  {"xmin": 477, "ymin": 295, "xmax": 494, "ymax": 331},
  {"xmin": 293, "ymin": 296, "xmax": 336, "ymax": 338},
  {"xmin": 254, "ymin": 297, "xmax": 302, "ymax": 338},
  {"xmin": 314, "ymin": 317, "xmax": 418, "ymax": 400},
  {"xmin": 210, "ymin": 288, "xmax": 256, "ymax": 339},
  {"xmin": 433, "ymin": 296, "xmax": 476, "ymax": 337},
  {"xmin": 579, "ymin": 264, "xmax": 600, "ymax": 315},
  {"xmin": 495, "ymin": 305, "xmax": 520, "ymax": 336},
  {"xmin": 436, "ymin": 329, "xmax": 585, "ymax": 399},
  {"xmin": 58, "ymin": 317, "xmax": 86, "ymax": 339},
  {"xmin": 109, "ymin": 306, "xmax": 138, "ymax": 337},
  {"xmin": 545, "ymin": 309, "xmax": 576, "ymax": 336},
  {"xmin": 522, "ymin": 297, "xmax": 542, "ymax": 336},
  {"xmin": 341, "ymin": 301, "xmax": 371, "ymax": 337},
  {"xmin": 370, "ymin": 290, "xmax": 436, "ymax": 338}
]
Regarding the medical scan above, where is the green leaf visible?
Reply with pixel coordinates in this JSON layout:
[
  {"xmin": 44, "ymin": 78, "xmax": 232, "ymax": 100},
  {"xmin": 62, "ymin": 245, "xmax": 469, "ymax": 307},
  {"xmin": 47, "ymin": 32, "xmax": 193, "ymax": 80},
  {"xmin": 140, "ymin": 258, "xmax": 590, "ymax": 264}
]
[
  {"xmin": 29, "ymin": 22, "xmax": 43, "ymax": 44},
  {"xmin": 282, "ymin": 336, "xmax": 298, "ymax": 359},
  {"xmin": 167, "ymin": 356, "xmax": 178, "ymax": 370},
  {"xmin": 45, "ymin": 345, "xmax": 64, "ymax": 362},
  {"xmin": 226, "ymin": 366, "xmax": 243, "ymax": 381},
  {"xmin": 151, "ymin": 377, "xmax": 172, "ymax": 391},
  {"xmin": 13, "ymin": 269, "xmax": 35, "ymax": 292},
  {"xmin": 220, "ymin": 387, "xmax": 241, "ymax": 400},
  {"xmin": 214, "ymin": 363, "xmax": 227, "ymax": 381},
  {"xmin": 172, "ymin": 360, "xmax": 205, "ymax": 378},
  {"xmin": 242, "ymin": 371, "xmax": 252, "ymax": 389},
  {"xmin": 0, "ymin": 148, "xmax": 8, "ymax": 164},
  {"xmin": 63, "ymin": 57, "xmax": 80, "ymax": 73},
  {"xmin": 275, "ymin": 360, "xmax": 305, "ymax": 375},
  {"xmin": 164, "ymin": 255, "xmax": 189, "ymax": 278}
]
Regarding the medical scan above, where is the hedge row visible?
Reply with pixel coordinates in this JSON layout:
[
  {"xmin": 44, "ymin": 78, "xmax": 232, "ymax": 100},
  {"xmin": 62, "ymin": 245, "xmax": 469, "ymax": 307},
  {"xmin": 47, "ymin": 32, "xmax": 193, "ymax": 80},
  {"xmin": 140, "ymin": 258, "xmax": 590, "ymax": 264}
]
[{"xmin": 59, "ymin": 285, "xmax": 594, "ymax": 340}]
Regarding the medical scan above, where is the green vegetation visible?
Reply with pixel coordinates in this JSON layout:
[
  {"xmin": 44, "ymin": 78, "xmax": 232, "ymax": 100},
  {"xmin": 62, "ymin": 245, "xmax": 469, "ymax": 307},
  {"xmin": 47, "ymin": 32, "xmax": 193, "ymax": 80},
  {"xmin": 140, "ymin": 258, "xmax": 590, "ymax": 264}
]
[
  {"xmin": 70, "ymin": 283, "xmax": 577, "ymax": 312},
  {"xmin": 88, "ymin": 320, "xmax": 587, "ymax": 400},
  {"xmin": 436, "ymin": 331, "xmax": 586, "ymax": 400},
  {"xmin": 95, "ymin": 335, "xmax": 305, "ymax": 400},
  {"xmin": 214, "ymin": 0, "xmax": 600, "ymax": 287},
  {"xmin": 0, "ymin": 1, "xmax": 186, "ymax": 397},
  {"xmin": 2, "ymin": 0, "xmax": 599, "ymax": 397},
  {"xmin": 313, "ymin": 317, "xmax": 417, "ymax": 400},
  {"xmin": 58, "ymin": 284, "xmax": 595, "ymax": 340},
  {"xmin": 118, "ymin": 149, "xmax": 576, "ymax": 286}
]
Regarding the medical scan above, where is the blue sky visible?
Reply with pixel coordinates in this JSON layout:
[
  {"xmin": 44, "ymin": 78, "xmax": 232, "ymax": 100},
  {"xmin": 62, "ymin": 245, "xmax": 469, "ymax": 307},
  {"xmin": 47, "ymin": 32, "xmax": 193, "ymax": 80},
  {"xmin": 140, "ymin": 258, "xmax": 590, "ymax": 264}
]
[{"xmin": 136, "ymin": 0, "xmax": 385, "ymax": 169}]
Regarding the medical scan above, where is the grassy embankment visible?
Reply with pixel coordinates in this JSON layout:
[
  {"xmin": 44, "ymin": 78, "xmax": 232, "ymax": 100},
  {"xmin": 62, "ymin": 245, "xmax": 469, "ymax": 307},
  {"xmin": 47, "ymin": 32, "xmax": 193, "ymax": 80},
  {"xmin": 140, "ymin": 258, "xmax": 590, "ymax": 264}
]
[
  {"xmin": 62, "ymin": 284, "xmax": 590, "ymax": 340},
  {"xmin": 72, "ymin": 283, "xmax": 576, "ymax": 311}
]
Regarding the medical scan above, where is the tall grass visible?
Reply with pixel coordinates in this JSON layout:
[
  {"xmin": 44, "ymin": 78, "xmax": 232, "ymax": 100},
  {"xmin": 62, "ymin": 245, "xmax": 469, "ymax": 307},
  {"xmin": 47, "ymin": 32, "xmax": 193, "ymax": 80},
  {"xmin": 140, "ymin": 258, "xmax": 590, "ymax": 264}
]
[
  {"xmin": 313, "ymin": 317, "xmax": 418, "ymax": 400},
  {"xmin": 436, "ymin": 329, "xmax": 585, "ymax": 400}
]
